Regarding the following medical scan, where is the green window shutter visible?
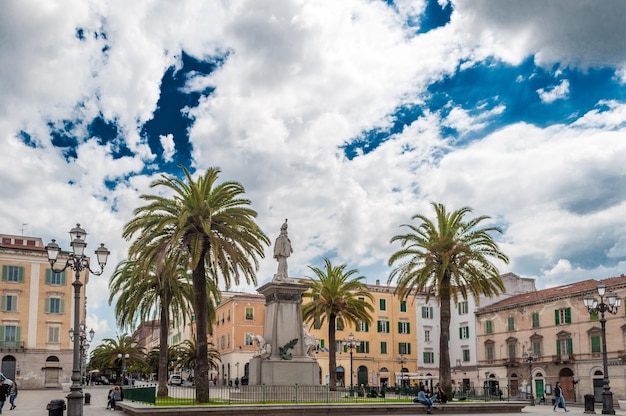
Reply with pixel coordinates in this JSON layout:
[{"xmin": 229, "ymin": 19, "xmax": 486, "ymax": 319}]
[
  {"xmin": 45, "ymin": 299, "xmax": 50, "ymax": 313},
  {"xmin": 60, "ymin": 299, "xmax": 65, "ymax": 314},
  {"xmin": 1, "ymin": 265, "xmax": 7, "ymax": 282},
  {"xmin": 398, "ymin": 322, "xmax": 402, "ymax": 333},
  {"xmin": 61, "ymin": 271, "xmax": 66, "ymax": 285},
  {"xmin": 320, "ymin": 339, "xmax": 324, "ymax": 349},
  {"xmin": 467, "ymin": 327, "xmax": 469, "ymax": 338},
  {"xmin": 486, "ymin": 320, "xmax": 492, "ymax": 334},
  {"xmin": 15, "ymin": 326, "xmax": 21, "ymax": 342},
  {"xmin": 0, "ymin": 326, "xmax": 4, "ymax": 341},
  {"xmin": 0, "ymin": 296, "xmax": 5, "ymax": 312},
  {"xmin": 17, "ymin": 267, "xmax": 24, "ymax": 283},
  {"xmin": 459, "ymin": 327, "xmax": 462, "ymax": 339},
  {"xmin": 400, "ymin": 301, "xmax": 406, "ymax": 312},
  {"xmin": 46, "ymin": 269, "xmax": 51, "ymax": 284},
  {"xmin": 591, "ymin": 336, "xmax": 601, "ymax": 353},
  {"xmin": 422, "ymin": 307, "xmax": 426, "ymax": 318},
  {"xmin": 457, "ymin": 303, "xmax": 461, "ymax": 314},
  {"xmin": 567, "ymin": 338, "xmax": 573, "ymax": 354},
  {"xmin": 555, "ymin": 310, "xmax": 560, "ymax": 325},
  {"xmin": 377, "ymin": 321, "xmax": 382, "ymax": 332},
  {"xmin": 407, "ymin": 343, "xmax": 411, "ymax": 355},
  {"xmin": 365, "ymin": 342, "xmax": 370, "ymax": 353},
  {"xmin": 406, "ymin": 323, "xmax": 410, "ymax": 334},
  {"xmin": 365, "ymin": 322, "xmax": 369, "ymax": 332},
  {"xmin": 556, "ymin": 340, "xmax": 561, "ymax": 355},
  {"xmin": 381, "ymin": 341, "xmax": 387, "ymax": 354},
  {"xmin": 430, "ymin": 306, "xmax": 433, "ymax": 317},
  {"xmin": 565, "ymin": 308, "xmax": 571, "ymax": 324},
  {"xmin": 355, "ymin": 323, "xmax": 361, "ymax": 332}
]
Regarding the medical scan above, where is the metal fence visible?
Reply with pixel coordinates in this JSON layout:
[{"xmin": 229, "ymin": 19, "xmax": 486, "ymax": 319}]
[{"xmin": 123, "ymin": 383, "xmax": 510, "ymax": 406}]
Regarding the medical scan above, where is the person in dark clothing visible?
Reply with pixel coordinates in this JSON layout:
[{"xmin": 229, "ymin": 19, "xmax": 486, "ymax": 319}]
[
  {"xmin": 553, "ymin": 382, "xmax": 569, "ymax": 412},
  {"xmin": 0, "ymin": 381, "xmax": 10, "ymax": 414},
  {"xmin": 8, "ymin": 382, "xmax": 17, "ymax": 410}
]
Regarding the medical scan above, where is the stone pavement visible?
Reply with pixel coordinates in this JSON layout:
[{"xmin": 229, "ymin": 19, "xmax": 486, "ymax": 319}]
[{"xmin": 11, "ymin": 387, "xmax": 626, "ymax": 416}]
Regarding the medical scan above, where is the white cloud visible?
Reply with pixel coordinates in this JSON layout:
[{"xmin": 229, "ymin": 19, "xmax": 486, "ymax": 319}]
[
  {"xmin": 537, "ymin": 79, "xmax": 570, "ymax": 104},
  {"xmin": 159, "ymin": 134, "xmax": 176, "ymax": 162}
]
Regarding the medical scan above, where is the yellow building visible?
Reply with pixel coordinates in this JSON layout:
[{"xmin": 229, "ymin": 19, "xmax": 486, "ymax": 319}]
[
  {"xmin": 0, "ymin": 233, "xmax": 88, "ymax": 388},
  {"xmin": 303, "ymin": 279, "xmax": 418, "ymax": 389}
]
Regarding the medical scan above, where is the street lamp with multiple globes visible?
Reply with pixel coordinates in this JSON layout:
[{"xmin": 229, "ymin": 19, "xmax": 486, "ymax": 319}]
[
  {"xmin": 46, "ymin": 224, "xmax": 109, "ymax": 416},
  {"xmin": 583, "ymin": 283, "xmax": 621, "ymax": 415},
  {"xmin": 522, "ymin": 347, "xmax": 538, "ymax": 406},
  {"xmin": 118, "ymin": 353, "xmax": 130, "ymax": 385},
  {"xmin": 397, "ymin": 355, "xmax": 408, "ymax": 393},
  {"xmin": 341, "ymin": 333, "xmax": 361, "ymax": 393},
  {"xmin": 69, "ymin": 322, "xmax": 95, "ymax": 385}
]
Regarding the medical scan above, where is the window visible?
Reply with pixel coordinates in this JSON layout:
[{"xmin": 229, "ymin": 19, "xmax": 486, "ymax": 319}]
[
  {"xmin": 48, "ymin": 326, "xmax": 60, "ymax": 343},
  {"xmin": 424, "ymin": 329, "xmax": 431, "ymax": 343},
  {"xmin": 555, "ymin": 308, "xmax": 571, "ymax": 325},
  {"xmin": 531, "ymin": 340, "xmax": 542, "ymax": 357},
  {"xmin": 220, "ymin": 336, "xmax": 226, "ymax": 349},
  {"xmin": 2, "ymin": 266, "xmax": 24, "ymax": 283},
  {"xmin": 45, "ymin": 298, "xmax": 64, "ymax": 314},
  {"xmin": 458, "ymin": 301, "xmax": 469, "ymax": 315},
  {"xmin": 508, "ymin": 342, "xmax": 516, "ymax": 360},
  {"xmin": 422, "ymin": 306, "xmax": 433, "ymax": 319},
  {"xmin": 398, "ymin": 321, "xmax": 410, "ymax": 334},
  {"xmin": 380, "ymin": 341, "xmax": 388, "ymax": 354},
  {"xmin": 532, "ymin": 312, "xmax": 540, "ymax": 328},
  {"xmin": 0, "ymin": 325, "xmax": 21, "ymax": 348},
  {"xmin": 377, "ymin": 320, "xmax": 389, "ymax": 333},
  {"xmin": 462, "ymin": 349, "xmax": 470, "ymax": 362},
  {"xmin": 313, "ymin": 318, "xmax": 322, "ymax": 329},
  {"xmin": 379, "ymin": 299, "xmax": 386, "ymax": 311},
  {"xmin": 356, "ymin": 320, "xmax": 369, "ymax": 332},
  {"xmin": 423, "ymin": 351, "xmax": 435, "ymax": 364},
  {"xmin": 556, "ymin": 338, "xmax": 573, "ymax": 357},
  {"xmin": 336, "ymin": 318, "xmax": 344, "ymax": 331},
  {"xmin": 0, "ymin": 295, "xmax": 17, "ymax": 312},
  {"xmin": 486, "ymin": 320, "xmax": 493, "ymax": 334},
  {"xmin": 591, "ymin": 335, "xmax": 601, "ymax": 354},
  {"xmin": 459, "ymin": 326, "xmax": 470, "ymax": 339},
  {"xmin": 245, "ymin": 307, "xmax": 254, "ymax": 320},
  {"xmin": 400, "ymin": 301, "xmax": 407, "ymax": 313},
  {"xmin": 46, "ymin": 269, "xmax": 66, "ymax": 285},
  {"xmin": 507, "ymin": 317, "xmax": 515, "ymax": 331},
  {"xmin": 399, "ymin": 342, "xmax": 411, "ymax": 355},
  {"xmin": 245, "ymin": 333, "xmax": 254, "ymax": 346},
  {"xmin": 486, "ymin": 344, "xmax": 494, "ymax": 362},
  {"xmin": 356, "ymin": 341, "xmax": 370, "ymax": 353},
  {"xmin": 227, "ymin": 310, "xmax": 231, "ymax": 321}
]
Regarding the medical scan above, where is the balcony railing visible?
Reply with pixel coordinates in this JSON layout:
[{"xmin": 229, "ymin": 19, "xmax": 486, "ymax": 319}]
[
  {"xmin": 552, "ymin": 354, "xmax": 575, "ymax": 363},
  {"xmin": 0, "ymin": 341, "xmax": 24, "ymax": 349}
]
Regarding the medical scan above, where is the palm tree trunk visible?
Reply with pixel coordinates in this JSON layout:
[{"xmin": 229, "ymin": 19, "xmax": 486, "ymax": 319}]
[
  {"xmin": 193, "ymin": 252, "xmax": 210, "ymax": 403},
  {"xmin": 328, "ymin": 314, "xmax": 337, "ymax": 390},
  {"xmin": 157, "ymin": 304, "xmax": 170, "ymax": 398},
  {"xmin": 439, "ymin": 277, "xmax": 452, "ymax": 396}
]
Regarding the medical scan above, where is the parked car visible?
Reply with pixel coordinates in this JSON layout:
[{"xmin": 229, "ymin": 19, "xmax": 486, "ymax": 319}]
[
  {"xmin": 168, "ymin": 374, "xmax": 182, "ymax": 386},
  {"xmin": 95, "ymin": 376, "xmax": 110, "ymax": 385}
]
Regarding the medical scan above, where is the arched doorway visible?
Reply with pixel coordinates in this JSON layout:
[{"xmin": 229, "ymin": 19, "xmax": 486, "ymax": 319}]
[
  {"xmin": 508, "ymin": 372, "xmax": 519, "ymax": 398},
  {"xmin": 379, "ymin": 367, "xmax": 389, "ymax": 389},
  {"xmin": 357, "ymin": 365, "xmax": 368, "ymax": 388},
  {"xmin": 592, "ymin": 370, "xmax": 603, "ymax": 402},
  {"xmin": 1, "ymin": 356, "xmax": 16, "ymax": 381},
  {"xmin": 558, "ymin": 367, "xmax": 575, "ymax": 402},
  {"xmin": 336, "ymin": 366, "xmax": 345, "ymax": 387},
  {"xmin": 44, "ymin": 356, "xmax": 60, "ymax": 387},
  {"xmin": 534, "ymin": 371, "xmax": 545, "ymax": 401}
]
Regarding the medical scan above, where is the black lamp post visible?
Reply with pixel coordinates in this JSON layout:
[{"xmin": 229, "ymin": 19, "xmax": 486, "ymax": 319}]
[
  {"xmin": 342, "ymin": 333, "xmax": 360, "ymax": 394},
  {"xmin": 583, "ymin": 284, "xmax": 621, "ymax": 415},
  {"xmin": 118, "ymin": 353, "xmax": 129, "ymax": 385},
  {"xmin": 397, "ymin": 355, "xmax": 408, "ymax": 392},
  {"xmin": 70, "ymin": 322, "xmax": 94, "ymax": 385},
  {"xmin": 522, "ymin": 348, "xmax": 538, "ymax": 406},
  {"xmin": 46, "ymin": 224, "xmax": 109, "ymax": 416}
]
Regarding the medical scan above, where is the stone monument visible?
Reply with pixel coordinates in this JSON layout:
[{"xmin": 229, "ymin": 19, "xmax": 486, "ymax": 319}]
[{"xmin": 248, "ymin": 220, "xmax": 319, "ymax": 386}]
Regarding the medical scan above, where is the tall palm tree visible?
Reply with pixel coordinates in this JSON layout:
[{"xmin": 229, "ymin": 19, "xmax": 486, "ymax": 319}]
[
  {"xmin": 387, "ymin": 202, "xmax": 509, "ymax": 396},
  {"xmin": 89, "ymin": 334, "xmax": 145, "ymax": 384},
  {"xmin": 109, "ymin": 253, "xmax": 195, "ymax": 397},
  {"xmin": 176, "ymin": 338, "xmax": 221, "ymax": 377},
  {"xmin": 302, "ymin": 258, "xmax": 374, "ymax": 390},
  {"xmin": 123, "ymin": 166, "xmax": 269, "ymax": 402}
]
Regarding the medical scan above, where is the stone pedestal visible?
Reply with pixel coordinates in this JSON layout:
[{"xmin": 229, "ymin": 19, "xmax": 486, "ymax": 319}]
[{"xmin": 249, "ymin": 280, "xmax": 319, "ymax": 386}]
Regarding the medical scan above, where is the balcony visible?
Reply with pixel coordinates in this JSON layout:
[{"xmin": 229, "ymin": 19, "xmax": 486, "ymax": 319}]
[
  {"xmin": 552, "ymin": 354, "xmax": 575, "ymax": 364},
  {"xmin": 503, "ymin": 357, "xmax": 519, "ymax": 367},
  {"xmin": 618, "ymin": 350, "xmax": 626, "ymax": 360},
  {"xmin": 0, "ymin": 341, "xmax": 24, "ymax": 349}
]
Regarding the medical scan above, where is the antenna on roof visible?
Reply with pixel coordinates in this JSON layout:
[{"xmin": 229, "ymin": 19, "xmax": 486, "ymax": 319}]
[{"xmin": 20, "ymin": 223, "xmax": 28, "ymax": 235}]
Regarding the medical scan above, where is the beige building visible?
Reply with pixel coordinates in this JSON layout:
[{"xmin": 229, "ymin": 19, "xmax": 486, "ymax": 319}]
[
  {"xmin": 0, "ymin": 233, "xmax": 88, "ymax": 388},
  {"xmin": 476, "ymin": 275, "xmax": 626, "ymax": 403},
  {"xmin": 304, "ymin": 279, "xmax": 418, "ymax": 389}
]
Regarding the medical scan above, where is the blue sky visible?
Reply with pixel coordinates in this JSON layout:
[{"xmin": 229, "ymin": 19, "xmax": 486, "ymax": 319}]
[{"xmin": 1, "ymin": 0, "xmax": 626, "ymax": 346}]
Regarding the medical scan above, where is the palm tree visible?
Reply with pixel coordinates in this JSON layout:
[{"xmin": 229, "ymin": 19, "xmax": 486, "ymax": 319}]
[
  {"xmin": 302, "ymin": 258, "xmax": 374, "ymax": 390},
  {"xmin": 176, "ymin": 338, "xmax": 221, "ymax": 378},
  {"xmin": 123, "ymin": 166, "xmax": 269, "ymax": 402},
  {"xmin": 109, "ymin": 253, "xmax": 196, "ymax": 397},
  {"xmin": 89, "ymin": 334, "xmax": 145, "ymax": 384},
  {"xmin": 387, "ymin": 202, "xmax": 509, "ymax": 396}
]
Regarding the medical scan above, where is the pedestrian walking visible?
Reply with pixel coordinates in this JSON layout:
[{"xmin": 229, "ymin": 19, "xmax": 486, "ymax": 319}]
[
  {"xmin": 0, "ymin": 381, "xmax": 9, "ymax": 414},
  {"xmin": 8, "ymin": 382, "xmax": 17, "ymax": 410},
  {"xmin": 553, "ymin": 381, "xmax": 569, "ymax": 412}
]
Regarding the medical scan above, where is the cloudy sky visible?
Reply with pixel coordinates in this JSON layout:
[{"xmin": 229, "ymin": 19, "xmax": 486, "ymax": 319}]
[{"xmin": 2, "ymin": 0, "xmax": 626, "ymax": 346}]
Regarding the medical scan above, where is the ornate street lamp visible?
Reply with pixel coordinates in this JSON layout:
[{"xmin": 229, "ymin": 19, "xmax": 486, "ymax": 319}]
[
  {"xmin": 69, "ymin": 322, "xmax": 95, "ymax": 385},
  {"xmin": 397, "ymin": 355, "xmax": 408, "ymax": 393},
  {"xmin": 47, "ymin": 225, "xmax": 109, "ymax": 416},
  {"xmin": 522, "ymin": 348, "xmax": 538, "ymax": 406},
  {"xmin": 340, "ymin": 333, "xmax": 361, "ymax": 394},
  {"xmin": 118, "ymin": 353, "xmax": 130, "ymax": 385},
  {"xmin": 583, "ymin": 283, "xmax": 621, "ymax": 415}
]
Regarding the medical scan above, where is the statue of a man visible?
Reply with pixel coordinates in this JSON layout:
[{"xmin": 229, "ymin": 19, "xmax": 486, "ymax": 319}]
[{"xmin": 273, "ymin": 219, "xmax": 293, "ymax": 280}]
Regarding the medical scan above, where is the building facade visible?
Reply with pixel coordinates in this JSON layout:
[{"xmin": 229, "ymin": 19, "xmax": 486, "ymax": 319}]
[
  {"xmin": 476, "ymin": 276, "xmax": 626, "ymax": 403},
  {"xmin": 0, "ymin": 233, "xmax": 88, "ymax": 388}
]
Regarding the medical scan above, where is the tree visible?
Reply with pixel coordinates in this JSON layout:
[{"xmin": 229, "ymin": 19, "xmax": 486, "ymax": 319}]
[
  {"xmin": 108, "ymin": 253, "xmax": 196, "ymax": 397},
  {"xmin": 176, "ymin": 338, "xmax": 221, "ymax": 377},
  {"xmin": 302, "ymin": 258, "xmax": 374, "ymax": 390},
  {"xmin": 123, "ymin": 166, "xmax": 269, "ymax": 402},
  {"xmin": 387, "ymin": 202, "xmax": 509, "ymax": 396},
  {"xmin": 89, "ymin": 334, "xmax": 145, "ymax": 384}
]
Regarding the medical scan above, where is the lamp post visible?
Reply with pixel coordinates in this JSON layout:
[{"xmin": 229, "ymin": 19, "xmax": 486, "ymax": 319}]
[
  {"xmin": 70, "ymin": 322, "xmax": 94, "ymax": 385},
  {"xmin": 583, "ymin": 283, "xmax": 621, "ymax": 415},
  {"xmin": 46, "ymin": 224, "xmax": 109, "ymax": 416},
  {"xmin": 522, "ymin": 347, "xmax": 538, "ymax": 406},
  {"xmin": 397, "ymin": 355, "xmax": 408, "ymax": 393},
  {"xmin": 118, "ymin": 353, "xmax": 130, "ymax": 385},
  {"xmin": 341, "ymin": 333, "xmax": 360, "ymax": 394}
]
